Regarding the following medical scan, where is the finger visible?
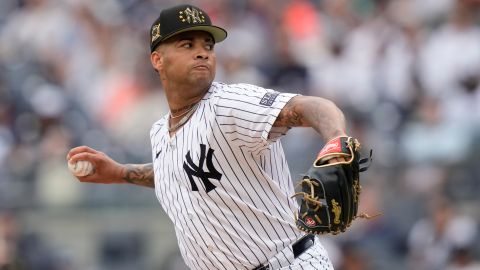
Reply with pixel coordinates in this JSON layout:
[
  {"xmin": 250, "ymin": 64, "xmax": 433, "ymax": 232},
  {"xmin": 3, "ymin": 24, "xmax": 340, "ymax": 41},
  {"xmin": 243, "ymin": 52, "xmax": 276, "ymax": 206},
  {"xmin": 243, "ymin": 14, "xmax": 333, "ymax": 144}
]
[
  {"xmin": 328, "ymin": 157, "xmax": 339, "ymax": 164},
  {"xmin": 327, "ymin": 157, "xmax": 347, "ymax": 164},
  {"xmin": 66, "ymin": 146, "xmax": 98, "ymax": 161},
  {"xmin": 76, "ymin": 171, "xmax": 98, "ymax": 182},
  {"xmin": 68, "ymin": 152, "xmax": 101, "ymax": 165}
]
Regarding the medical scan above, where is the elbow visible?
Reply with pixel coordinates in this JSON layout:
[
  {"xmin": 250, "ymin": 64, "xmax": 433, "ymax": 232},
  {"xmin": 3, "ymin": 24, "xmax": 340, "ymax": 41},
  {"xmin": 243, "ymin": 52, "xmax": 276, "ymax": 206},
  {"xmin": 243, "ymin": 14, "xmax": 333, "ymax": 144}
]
[{"xmin": 318, "ymin": 97, "xmax": 344, "ymax": 118}]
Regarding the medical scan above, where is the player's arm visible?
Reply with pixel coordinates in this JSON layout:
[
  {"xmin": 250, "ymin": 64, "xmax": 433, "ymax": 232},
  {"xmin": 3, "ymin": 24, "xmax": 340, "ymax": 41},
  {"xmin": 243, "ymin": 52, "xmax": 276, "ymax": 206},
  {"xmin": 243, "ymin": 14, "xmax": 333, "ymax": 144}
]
[
  {"xmin": 273, "ymin": 95, "xmax": 347, "ymax": 141},
  {"xmin": 66, "ymin": 146, "xmax": 155, "ymax": 188},
  {"xmin": 122, "ymin": 163, "xmax": 155, "ymax": 188}
]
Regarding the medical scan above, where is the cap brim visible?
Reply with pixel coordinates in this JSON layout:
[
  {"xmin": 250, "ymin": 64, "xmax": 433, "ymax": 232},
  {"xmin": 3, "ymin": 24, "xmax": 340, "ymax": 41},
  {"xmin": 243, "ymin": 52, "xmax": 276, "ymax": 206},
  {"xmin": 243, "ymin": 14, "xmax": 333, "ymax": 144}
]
[{"xmin": 163, "ymin": 25, "xmax": 227, "ymax": 43}]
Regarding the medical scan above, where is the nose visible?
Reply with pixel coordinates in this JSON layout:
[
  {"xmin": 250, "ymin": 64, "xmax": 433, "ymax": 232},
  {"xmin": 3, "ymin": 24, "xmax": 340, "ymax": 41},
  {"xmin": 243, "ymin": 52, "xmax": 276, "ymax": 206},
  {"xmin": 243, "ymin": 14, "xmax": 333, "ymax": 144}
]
[
  {"xmin": 194, "ymin": 46, "xmax": 209, "ymax": 60},
  {"xmin": 195, "ymin": 52, "xmax": 208, "ymax": 60}
]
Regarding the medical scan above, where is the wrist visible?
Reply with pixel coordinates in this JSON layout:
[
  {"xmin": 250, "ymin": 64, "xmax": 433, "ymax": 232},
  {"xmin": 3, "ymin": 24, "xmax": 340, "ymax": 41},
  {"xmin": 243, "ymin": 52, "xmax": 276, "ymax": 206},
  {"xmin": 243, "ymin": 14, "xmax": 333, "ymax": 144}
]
[
  {"xmin": 325, "ymin": 131, "xmax": 347, "ymax": 142},
  {"xmin": 117, "ymin": 164, "xmax": 130, "ymax": 184}
]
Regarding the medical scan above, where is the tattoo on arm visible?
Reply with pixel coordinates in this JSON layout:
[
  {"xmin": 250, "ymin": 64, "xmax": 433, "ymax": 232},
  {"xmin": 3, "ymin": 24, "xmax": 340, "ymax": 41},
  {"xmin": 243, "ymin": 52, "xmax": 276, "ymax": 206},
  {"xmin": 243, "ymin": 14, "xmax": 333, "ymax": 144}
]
[
  {"xmin": 123, "ymin": 163, "xmax": 155, "ymax": 188},
  {"xmin": 273, "ymin": 96, "xmax": 346, "ymax": 140},
  {"xmin": 273, "ymin": 98, "xmax": 307, "ymax": 127}
]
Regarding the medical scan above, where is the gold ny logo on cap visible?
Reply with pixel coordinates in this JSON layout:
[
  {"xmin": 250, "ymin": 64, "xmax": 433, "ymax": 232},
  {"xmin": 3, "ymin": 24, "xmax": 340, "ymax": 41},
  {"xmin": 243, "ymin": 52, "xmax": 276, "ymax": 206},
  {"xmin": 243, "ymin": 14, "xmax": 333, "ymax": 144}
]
[
  {"xmin": 179, "ymin": 7, "xmax": 205, "ymax": 24},
  {"xmin": 151, "ymin": 23, "xmax": 161, "ymax": 42}
]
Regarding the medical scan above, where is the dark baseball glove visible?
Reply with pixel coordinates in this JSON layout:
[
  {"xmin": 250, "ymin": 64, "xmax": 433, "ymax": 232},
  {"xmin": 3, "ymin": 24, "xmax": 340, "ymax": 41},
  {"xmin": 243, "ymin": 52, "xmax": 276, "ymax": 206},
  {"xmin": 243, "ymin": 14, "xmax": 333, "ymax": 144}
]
[{"xmin": 292, "ymin": 136, "xmax": 373, "ymax": 235}]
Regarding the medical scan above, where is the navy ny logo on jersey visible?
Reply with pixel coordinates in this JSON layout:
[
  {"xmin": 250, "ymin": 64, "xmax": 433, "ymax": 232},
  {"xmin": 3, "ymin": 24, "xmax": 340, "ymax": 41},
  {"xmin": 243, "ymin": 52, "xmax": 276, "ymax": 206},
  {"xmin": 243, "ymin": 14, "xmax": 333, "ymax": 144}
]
[{"xmin": 183, "ymin": 144, "xmax": 222, "ymax": 192}]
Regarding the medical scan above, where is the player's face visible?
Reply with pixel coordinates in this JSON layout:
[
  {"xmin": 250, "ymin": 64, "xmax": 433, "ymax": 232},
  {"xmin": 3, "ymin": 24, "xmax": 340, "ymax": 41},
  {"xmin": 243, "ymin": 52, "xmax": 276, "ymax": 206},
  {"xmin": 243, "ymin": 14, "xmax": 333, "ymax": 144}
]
[{"xmin": 155, "ymin": 31, "xmax": 216, "ymax": 89}]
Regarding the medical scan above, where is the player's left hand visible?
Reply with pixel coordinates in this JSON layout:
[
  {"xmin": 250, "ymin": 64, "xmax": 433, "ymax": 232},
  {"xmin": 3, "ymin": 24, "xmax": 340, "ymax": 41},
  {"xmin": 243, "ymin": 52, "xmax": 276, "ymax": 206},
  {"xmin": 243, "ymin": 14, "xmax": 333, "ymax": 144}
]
[
  {"xmin": 327, "ymin": 156, "xmax": 347, "ymax": 164},
  {"xmin": 291, "ymin": 136, "xmax": 373, "ymax": 235}
]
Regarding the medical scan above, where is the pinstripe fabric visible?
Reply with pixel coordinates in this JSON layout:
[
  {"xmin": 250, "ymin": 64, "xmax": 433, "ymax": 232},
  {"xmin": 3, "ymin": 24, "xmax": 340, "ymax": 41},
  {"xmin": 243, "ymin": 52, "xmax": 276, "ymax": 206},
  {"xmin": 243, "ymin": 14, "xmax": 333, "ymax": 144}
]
[
  {"xmin": 150, "ymin": 82, "xmax": 332, "ymax": 269},
  {"xmin": 266, "ymin": 236, "xmax": 334, "ymax": 270}
]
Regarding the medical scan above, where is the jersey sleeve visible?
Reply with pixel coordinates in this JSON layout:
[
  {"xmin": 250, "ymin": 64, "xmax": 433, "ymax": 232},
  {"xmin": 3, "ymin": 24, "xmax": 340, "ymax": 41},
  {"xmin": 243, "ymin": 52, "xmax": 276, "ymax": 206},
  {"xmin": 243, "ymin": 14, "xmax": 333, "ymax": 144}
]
[
  {"xmin": 214, "ymin": 83, "xmax": 297, "ymax": 146},
  {"xmin": 149, "ymin": 117, "xmax": 167, "ymax": 162}
]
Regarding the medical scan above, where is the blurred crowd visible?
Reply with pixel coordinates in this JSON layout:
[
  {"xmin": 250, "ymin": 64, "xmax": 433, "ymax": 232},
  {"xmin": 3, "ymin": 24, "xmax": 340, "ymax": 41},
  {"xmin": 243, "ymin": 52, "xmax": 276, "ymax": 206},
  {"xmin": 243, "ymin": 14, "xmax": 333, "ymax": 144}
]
[{"xmin": 1, "ymin": 0, "xmax": 480, "ymax": 269}]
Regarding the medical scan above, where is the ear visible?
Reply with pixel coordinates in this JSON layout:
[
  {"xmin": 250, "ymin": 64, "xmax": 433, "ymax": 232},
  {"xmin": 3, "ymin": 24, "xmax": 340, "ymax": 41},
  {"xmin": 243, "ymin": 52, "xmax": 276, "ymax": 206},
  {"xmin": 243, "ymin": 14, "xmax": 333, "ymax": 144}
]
[{"xmin": 150, "ymin": 50, "xmax": 163, "ymax": 72}]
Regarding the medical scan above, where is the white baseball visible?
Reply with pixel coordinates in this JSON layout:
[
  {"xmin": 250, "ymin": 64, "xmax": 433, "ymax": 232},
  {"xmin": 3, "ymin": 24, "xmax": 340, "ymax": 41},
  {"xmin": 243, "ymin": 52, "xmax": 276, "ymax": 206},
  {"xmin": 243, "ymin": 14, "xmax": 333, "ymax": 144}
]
[{"xmin": 68, "ymin": 160, "xmax": 94, "ymax": 177}]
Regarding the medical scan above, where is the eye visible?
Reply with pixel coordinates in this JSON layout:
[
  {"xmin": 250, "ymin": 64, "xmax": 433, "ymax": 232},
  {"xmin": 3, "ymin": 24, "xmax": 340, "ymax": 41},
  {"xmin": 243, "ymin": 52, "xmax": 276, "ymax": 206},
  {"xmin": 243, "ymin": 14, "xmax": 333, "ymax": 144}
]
[
  {"xmin": 182, "ymin": 42, "xmax": 192, "ymax": 48},
  {"xmin": 205, "ymin": 44, "xmax": 214, "ymax": 50}
]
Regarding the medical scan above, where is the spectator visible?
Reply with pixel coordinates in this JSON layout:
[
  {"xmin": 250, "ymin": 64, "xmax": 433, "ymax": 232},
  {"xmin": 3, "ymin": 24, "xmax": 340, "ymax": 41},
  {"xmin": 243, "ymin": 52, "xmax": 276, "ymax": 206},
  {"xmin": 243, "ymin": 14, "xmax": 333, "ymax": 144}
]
[{"xmin": 407, "ymin": 197, "xmax": 478, "ymax": 270}]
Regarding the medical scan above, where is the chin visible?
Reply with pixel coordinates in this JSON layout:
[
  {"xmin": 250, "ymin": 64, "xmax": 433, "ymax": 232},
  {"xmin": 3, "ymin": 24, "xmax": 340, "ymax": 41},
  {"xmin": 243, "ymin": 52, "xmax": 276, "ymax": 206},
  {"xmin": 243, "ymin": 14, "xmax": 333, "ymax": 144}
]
[{"xmin": 192, "ymin": 75, "xmax": 214, "ymax": 87}]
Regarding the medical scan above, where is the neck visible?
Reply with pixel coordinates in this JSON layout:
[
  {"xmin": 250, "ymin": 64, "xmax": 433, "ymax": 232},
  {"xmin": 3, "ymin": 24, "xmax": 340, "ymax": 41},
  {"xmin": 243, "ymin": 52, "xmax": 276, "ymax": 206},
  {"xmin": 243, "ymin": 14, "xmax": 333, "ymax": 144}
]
[
  {"xmin": 163, "ymin": 80, "xmax": 211, "ymax": 112},
  {"xmin": 164, "ymin": 83, "xmax": 207, "ymax": 134}
]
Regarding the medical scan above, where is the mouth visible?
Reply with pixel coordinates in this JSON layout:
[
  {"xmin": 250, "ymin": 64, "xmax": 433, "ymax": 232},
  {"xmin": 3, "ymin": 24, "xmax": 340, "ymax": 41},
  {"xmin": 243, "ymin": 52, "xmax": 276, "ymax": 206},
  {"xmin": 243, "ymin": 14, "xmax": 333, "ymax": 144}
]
[{"xmin": 193, "ymin": 64, "xmax": 209, "ymax": 70}]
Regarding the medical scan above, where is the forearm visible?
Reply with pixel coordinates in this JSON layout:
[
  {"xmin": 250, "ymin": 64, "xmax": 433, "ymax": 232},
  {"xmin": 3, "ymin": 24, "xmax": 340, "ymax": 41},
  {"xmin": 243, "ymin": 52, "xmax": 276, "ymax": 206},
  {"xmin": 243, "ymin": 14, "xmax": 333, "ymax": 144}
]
[
  {"xmin": 122, "ymin": 163, "xmax": 155, "ymax": 188},
  {"xmin": 274, "ymin": 96, "xmax": 346, "ymax": 141},
  {"xmin": 299, "ymin": 97, "xmax": 346, "ymax": 140}
]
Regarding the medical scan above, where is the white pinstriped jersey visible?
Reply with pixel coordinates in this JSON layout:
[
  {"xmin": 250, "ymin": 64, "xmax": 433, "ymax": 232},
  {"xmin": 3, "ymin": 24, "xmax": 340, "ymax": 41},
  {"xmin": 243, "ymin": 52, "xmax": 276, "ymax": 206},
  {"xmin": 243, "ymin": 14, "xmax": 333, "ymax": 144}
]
[{"xmin": 150, "ymin": 82, "xmax": 331, "ymax": 270}]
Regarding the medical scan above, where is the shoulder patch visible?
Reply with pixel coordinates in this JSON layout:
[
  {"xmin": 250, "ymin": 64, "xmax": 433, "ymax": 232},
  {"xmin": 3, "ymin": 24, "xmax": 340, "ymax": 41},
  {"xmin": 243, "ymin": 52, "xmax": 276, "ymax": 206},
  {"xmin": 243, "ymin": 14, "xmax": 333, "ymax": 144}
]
[{"xmin": 259, "ymin": 91, "xmax": 279, "ymax": 106}]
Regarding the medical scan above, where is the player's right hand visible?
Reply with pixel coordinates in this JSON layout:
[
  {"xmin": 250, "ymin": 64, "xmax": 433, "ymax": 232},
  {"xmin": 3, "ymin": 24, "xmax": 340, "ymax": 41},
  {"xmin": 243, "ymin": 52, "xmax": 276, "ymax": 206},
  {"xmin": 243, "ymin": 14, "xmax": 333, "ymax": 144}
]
[{"xmin": 66, "ymin": 146, "xmax": 127, "ymax": 184}]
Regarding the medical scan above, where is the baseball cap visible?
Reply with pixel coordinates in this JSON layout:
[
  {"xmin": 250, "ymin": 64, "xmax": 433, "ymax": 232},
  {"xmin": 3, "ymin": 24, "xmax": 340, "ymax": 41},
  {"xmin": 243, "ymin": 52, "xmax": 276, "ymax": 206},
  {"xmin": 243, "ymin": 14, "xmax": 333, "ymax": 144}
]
[{"xmin": 149, "ymin": 4, "xmax": 228, "ymax": 52}]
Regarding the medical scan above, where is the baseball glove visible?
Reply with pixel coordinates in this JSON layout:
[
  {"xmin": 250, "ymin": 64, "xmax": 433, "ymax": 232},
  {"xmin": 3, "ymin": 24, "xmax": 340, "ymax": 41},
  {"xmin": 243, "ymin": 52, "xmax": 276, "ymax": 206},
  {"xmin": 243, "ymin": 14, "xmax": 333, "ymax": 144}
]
[{"xmin": 292, "ymin": 136, "xmax": 373, "ymax": 235}]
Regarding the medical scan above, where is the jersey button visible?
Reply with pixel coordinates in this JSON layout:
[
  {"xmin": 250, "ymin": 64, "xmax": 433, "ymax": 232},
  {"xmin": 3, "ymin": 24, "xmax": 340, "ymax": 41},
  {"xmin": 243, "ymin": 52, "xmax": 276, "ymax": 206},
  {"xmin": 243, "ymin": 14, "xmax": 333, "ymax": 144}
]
[{"xmin": 207, "ymin": 245, "xmax": 214, "ymax": 252}]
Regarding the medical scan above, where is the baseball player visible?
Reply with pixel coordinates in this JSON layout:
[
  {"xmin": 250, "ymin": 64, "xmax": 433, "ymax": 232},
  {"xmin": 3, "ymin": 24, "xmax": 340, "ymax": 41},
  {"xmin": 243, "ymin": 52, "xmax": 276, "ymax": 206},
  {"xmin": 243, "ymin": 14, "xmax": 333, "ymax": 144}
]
[{"xmin": 67, "ymin": 4, "xmax": 350, "ymax": 270}]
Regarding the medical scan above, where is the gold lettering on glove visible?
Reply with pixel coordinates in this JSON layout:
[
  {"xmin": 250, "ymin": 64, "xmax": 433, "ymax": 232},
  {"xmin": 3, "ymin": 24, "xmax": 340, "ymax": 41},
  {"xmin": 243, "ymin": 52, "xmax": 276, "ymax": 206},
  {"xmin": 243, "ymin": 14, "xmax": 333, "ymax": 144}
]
[
  {"xmin": 353, "ymin": 179, "xmax": 361, "ymax": 203},
  {"xmin": 331, "ymin": 199, "xmax": 341, "ymax": 224}
]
